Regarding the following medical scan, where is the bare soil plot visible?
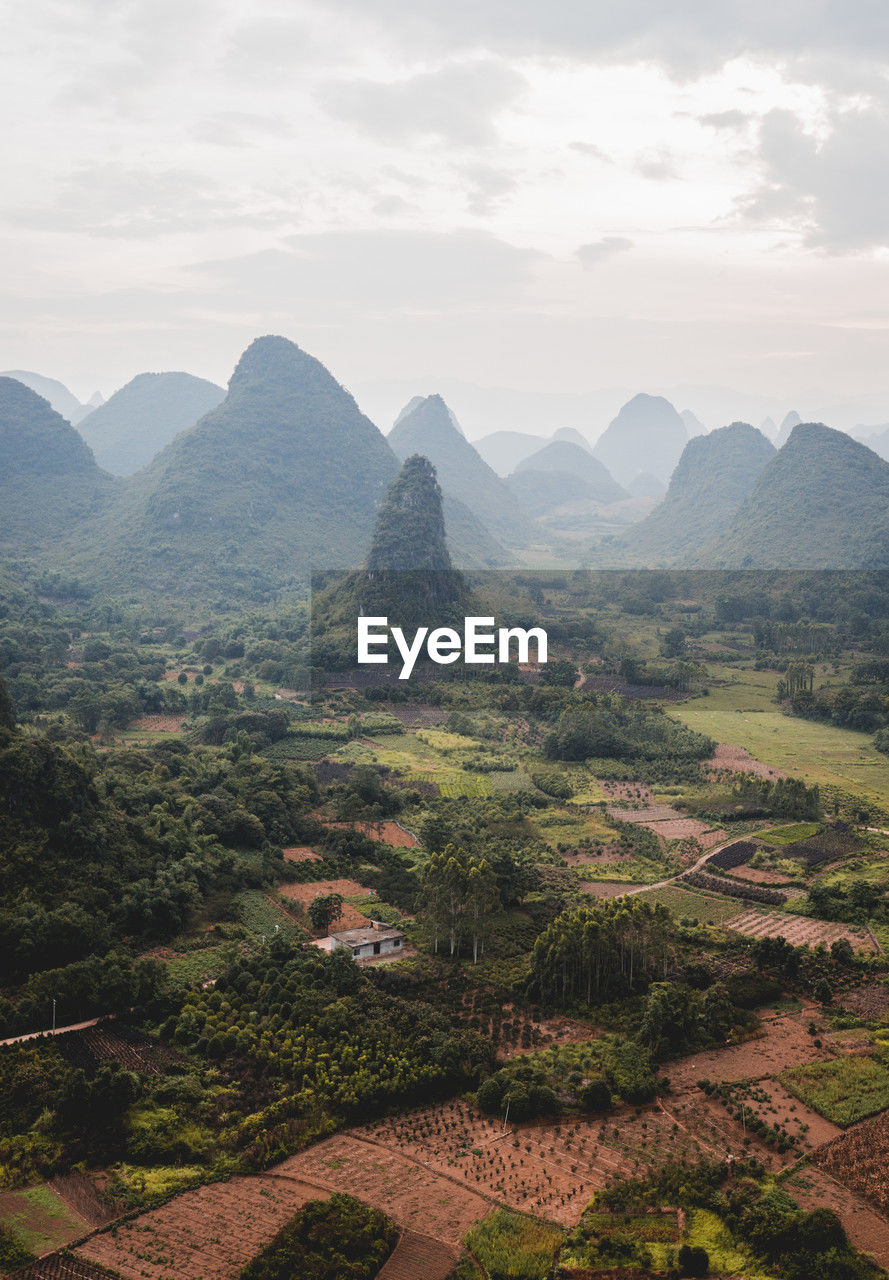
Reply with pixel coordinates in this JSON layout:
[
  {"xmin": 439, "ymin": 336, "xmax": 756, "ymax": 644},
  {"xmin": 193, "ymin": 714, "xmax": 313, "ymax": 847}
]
[
  {"xmin": 706, "ymin": 743, "xmax": 784, "ymax": 779},
  {"xmin": 638, "ymin": 818, "xmax": 714, "ymax": 840},
  {"xmin": 839, "ymin": 982, "xmax": 889, "ymax": 1022},
  {"xmin": 578, "ymin": 881, "xmax": 637, "ymax": 898},
  {"xmin": 277, "ymin": 878, "xmax": 372, "ymax": 904},
  {"xmin": 384, "ymin": 703, "xmax": 447, "ymax": 728},
  {"xmin": 722, "ymin": 908, "xmax": 879, "ymax": 952},
  {"xmin": 130, "ymin": 715, "xmax": 185, "ymax": 732},
  {"xmin": 608, "ymin": 804, "xmax": 684, "ymax": 823},
  {"xmin": 281, "ymin": 845, "xmax": 321, "ymax": 863},
  {"xmin": 786, "ymin": 1165, "xmax": 889, "ymax": 1269},
  {"xmin": 730, "ymin": 865, "xmax": 796, "ymax": 885},
  {"xmin": 77, "ymin": 1175, "xmax": 323, "ymax": 1280},
  {"xmin": 600, "ymin": 781, "xmax": 654, "ymax": 803},
  {"xmin": 322, "ymin": 819, "xmax": 419, "ymax": 847},
  {"xmin": 376, "ymin": 1230, "xmax": 457, "ymax": 1280},
  {"xmin": 275, "ymin": 1133, "xmax": 490, "ymax": 1246},
  {"xmin": 561, "ymin": 849, "xmax": 633, "ymax": 867},
  {"xmin": 668, "ymin": 1009, "xmax": 830, "ymax": 1091},
  {"xmin": 355, "ymin": 1099, "xmax": 724, "ymax": 1227}
]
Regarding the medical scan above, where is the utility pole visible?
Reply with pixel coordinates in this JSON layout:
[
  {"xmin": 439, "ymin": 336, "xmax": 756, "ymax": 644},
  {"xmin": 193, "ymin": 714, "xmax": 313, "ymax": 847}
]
[
  {"xmin": 502, "ymin": 1094, "xmax": 511, "ymax": 1134},
  {"xmin": 52, "ymin": 998, "xmax": 56, "ymax": 1033}
]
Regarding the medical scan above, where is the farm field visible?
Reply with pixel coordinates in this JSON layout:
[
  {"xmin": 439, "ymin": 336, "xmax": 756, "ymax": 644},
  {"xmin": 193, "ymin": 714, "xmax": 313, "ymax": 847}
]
[
  {"xmin": 781, "ymin": 1054, "xmax": 889, "ymax": 1126},
  {"xmin": 784, "ymin": 1165, "xmax": 889, "ymax": 1271},
  {"xmin": 636, "ymin": 884, "xmax": 753, "ymax": 925},
  {"xmin": 353, "ymin": 1098, "xmax": 732, "ymax": 1225},
  {"xmin": 721, "ymin": 907, "xmax": 879, "ymax": 952},
  {"xmin": 815, "ymin": 1107, "xmax": 889, "ymax": 1220},
  {"xmin": 675, "ymin": 664, "xmax": 889, "ymax": 811},
  {"xmin": 76, "ymin": 1174, "xmax": 325, "ymax": 1280},
  {"xmin": 667, "ymin": 1006, "xmax": 830, "ymax": 1090},
  {"xmin": 0, "ymin": 1185, "xmax": 90, "ymax": 1258}
]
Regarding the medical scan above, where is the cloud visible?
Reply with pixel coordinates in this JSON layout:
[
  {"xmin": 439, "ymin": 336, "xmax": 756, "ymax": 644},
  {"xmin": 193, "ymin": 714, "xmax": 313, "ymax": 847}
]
[
  {"xmin": 569, "ymin": 142, "xmax": 612, "ymax": 161},
  {"xmin": 698, "ymin": 109, "xmax": 751, "ymax": 130},
  {"xmin": 461, "ymin": 164, "xmax": 518, "ymax": 215},
  {"xmin": 634, "ymin": 149, "xmax": 679, "ymax": 181},
  {"xmin": 743, "ymin": 104, "xmax": 889, "ymax": 251},
  {"xmin": 192, "ymin": 229, "xmax": 544, "ymax": 309},
  {"xmin": 576, "ymin": 237, "xmax": 634, "ymax": 267},
  {"xmin": 1, "ymin": 165, "xmax": 284, "ymax": 239},
  {"xmin": 318, "ymin": 0, "xmax": 889, "ymax": 82},
  {"xmin": 317, "ymin": 59, "xmax": 527, "ymax": 145}
]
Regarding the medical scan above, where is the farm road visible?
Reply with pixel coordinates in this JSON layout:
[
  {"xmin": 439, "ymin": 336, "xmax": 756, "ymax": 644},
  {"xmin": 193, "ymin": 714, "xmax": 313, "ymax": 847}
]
[{"xmin": 0, "ymin": 1016, "xmax": 104, "ymax": 1048}]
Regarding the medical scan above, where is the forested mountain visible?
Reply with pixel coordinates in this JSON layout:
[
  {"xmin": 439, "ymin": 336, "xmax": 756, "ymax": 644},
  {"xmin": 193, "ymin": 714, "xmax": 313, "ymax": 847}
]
[
  {"xmin": 68, "ymin": 336, "xmax": 400, "ymax": 598},
  {"xmin": 592, "ymin": 393, "xmax": 688, "ymax": 487},
  {"xmin": 78, "ymin": 372, "xmax": 225, "ymax": 475},
  {"xmin": 1, "ymin": 369, "xmax": 89, "ymax": 424},
  {"xmin": 0, "ymin": 377, "xmax": 116, "ymax": 554},
  {"xmin": 513, "ymin": 440, "xmax": 627, "ymax": 503},
  {"xmin": 774, "ymin": 410, "xmax": 802, "ymax": 448},
  {"xmin": 705, "ymin": 424, "xmax": 889, "ymax": 567},
  {"xmin": 617, "ymin": 423, "xmax": 776, "ymax": 565},
  {"xmin": 550, "ymin": 426, "xmax": 592, "ymax": 451},
  {"xmin": 388, "ymin": 394, "xmax": 529, "ymax": 546},
  {"xmin": 475, "ymin": 429, "xmax": 548, "ymax": 475}
]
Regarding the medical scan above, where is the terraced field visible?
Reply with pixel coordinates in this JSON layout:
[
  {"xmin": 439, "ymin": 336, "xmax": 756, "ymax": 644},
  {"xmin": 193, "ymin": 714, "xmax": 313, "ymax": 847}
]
[{"xmin": 723, "ymin": 907, "xmax": 879, "ymax": 952}]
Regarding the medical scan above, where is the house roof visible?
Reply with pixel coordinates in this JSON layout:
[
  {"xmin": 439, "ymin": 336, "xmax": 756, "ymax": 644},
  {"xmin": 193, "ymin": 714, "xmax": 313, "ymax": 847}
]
[{"xmin": 330, "ymin": 926, "xmax": 404, "ymax": 947}]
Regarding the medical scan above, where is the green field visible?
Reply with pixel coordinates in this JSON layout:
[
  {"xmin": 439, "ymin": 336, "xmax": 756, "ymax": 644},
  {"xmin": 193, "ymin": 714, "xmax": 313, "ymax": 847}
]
[
  {"xmin": 0, "ymin": 1185, "xmax": 89, "ymax": 1257},
  {"xmin": 637, "ymin": 884, "xmax": 754, "ymax": 925},
  {"xmin": 465, "ymin": 1209, "xmax": 564, "ymax": 1280},
  {"xmin": 674, "ymin": 664, "xmax": 889, "ymax": 811},
  {"xmin": 781, "ymin": 1054, "xmax": 889, "ymax": 1126},
  {"xmin": 758, "ymin": 822, "xmax": 822, "ymax": 845}
]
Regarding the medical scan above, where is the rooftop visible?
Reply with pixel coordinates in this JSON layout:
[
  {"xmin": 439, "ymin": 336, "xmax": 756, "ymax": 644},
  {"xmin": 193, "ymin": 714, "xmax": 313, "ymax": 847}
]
[{"xmin": 330, "ymin": 926, "xmax": 404, "ymax": 946}]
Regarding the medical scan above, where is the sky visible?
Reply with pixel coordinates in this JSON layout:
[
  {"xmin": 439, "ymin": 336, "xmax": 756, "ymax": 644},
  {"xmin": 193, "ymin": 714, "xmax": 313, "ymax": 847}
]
[{"xmin": 3, "ymin": 0, "xmax": 889, "ymax": 436}]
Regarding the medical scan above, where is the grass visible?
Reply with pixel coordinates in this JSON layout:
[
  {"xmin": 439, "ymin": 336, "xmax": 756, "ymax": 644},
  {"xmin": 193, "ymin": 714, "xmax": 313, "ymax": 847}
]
[
  {"xmin": 637, "ymin": 884, "xmax": 753, "ymax": 924},
  {"xmin": 781, "ymin": 1054, "xmax": 889, "ymax": 1125},
  {"xmin": 682, "ymin": 1209, "xmax": 776, "ymax": 1280},
  {"xmin": 674, "ymin": 663, "xmax": 889, "ymax": 812},
  {"xmin": 0, "ymin": 1184, "xmax": 89, "ymax": 1256},
  {"xmin": 236, "ymin": 889, "xmax": 305, "ymax": 941},
  {"xmin": 758, "ymin": 822, "xmax": 822, "ymax": 845},
  {"xmin": 465, "ymin": 1209, "xmax": 564, "ymax": 1280}
]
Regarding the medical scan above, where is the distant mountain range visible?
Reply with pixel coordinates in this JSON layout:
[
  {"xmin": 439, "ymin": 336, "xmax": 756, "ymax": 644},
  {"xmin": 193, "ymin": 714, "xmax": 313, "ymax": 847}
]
[
  {"xmin": 389, "ymin": 394, "xmax": 529, "ymax": 547},
  {"xmin": 4, "ymin": 341, "xmax": 889, "ymax": 593},
  {"xmin": 78, "ymin": 372, "xmax": 225, "ymax": 475},
  {"xmin": 0, "ymin": 370, "xmax": 96, "ymax": 426},
  {"xmin": 616, "ymin": 423, "xmax": 776, "ymax": 564}
]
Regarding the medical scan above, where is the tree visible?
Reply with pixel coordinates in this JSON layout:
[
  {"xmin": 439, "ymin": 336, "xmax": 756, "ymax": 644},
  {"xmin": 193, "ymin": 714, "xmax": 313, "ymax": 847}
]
[
  {"xmin": 0, "ymin": 673, "xmax": 15, "ymax": 731},
  {"xmin": 419, "ymin": 844, "xmax": 500, "ymax": 960},
  {"xmin": 308, "ymin": 893, "xmax": 344, "ymax": 935}
]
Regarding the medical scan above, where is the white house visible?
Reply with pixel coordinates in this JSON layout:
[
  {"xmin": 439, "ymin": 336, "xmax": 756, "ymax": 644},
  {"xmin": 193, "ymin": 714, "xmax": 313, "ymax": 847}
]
[{"xmin": 314, "ymin": 919, "xmax": 406, "ymax": 960}]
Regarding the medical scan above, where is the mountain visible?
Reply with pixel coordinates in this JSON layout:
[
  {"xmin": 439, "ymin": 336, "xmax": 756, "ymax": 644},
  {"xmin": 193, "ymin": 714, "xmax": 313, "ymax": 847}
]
[
  {"xmin": 616, "ymin": 422, "xmax": 776, "ymax": 565},
  {"xmin": 705, "ymin": 424, "xmax": 889, "ymax": 568},
  {"xmin": 852, "ymin": 425, "xmax": 889, "ymax": 461},
  {"xmin": 626, "ymin": 472, "xmax": 666, "ymax": 498},
  {"xmin": 0, "ymin": 377, "xmax": 115, "ymax": 554},
  {"xmin": 311, "ymin": 455, "xmax": 471, "ymax": 660},
  {"xmin": 475, "ymin": 430, "xmax": 549, "ymax": 476},
  {"xmin": 77, "ymin": 372, "xmax": 225, "ymax": 475},
  {"xmin": 759, "ymin": 415, "xmax": 778, "ymax": 441},
  {"xmin": 388, "ymin": 395, "xmax": 530, "ymax": 546},
  {"xmin": 73, "ymin": 336, "xmax": 400, "ymax": 598},
  {"xmin": 513, "ymin": 441, "xmax": 627, "ymax": 503},
  {"xmin": 592, "ymin": 394, "xmax": 688, "ymax": 487},
  {"xmin": 680, "ymin": 409, "xmax": 707, "ymax": 437},
  {"xmin": 506, "ymin": 470, "xmax": 610, "ymax": 517},
  {"xmin": 1, "ymin": 370, "xmax": 88, "ymax": 424},
  {"xmin": 551, "ymin": 427, "xmax": 592, "ymax": 452},
  {"xmin": 775, "ymin": 410, "xmax": 802, "ymax": 449}
]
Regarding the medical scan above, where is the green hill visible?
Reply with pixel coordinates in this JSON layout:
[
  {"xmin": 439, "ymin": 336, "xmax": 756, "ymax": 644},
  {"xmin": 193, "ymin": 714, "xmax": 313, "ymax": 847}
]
[
  {"xmin": 70, "ymin": 336, "xmax": 399, "ymax": 599},
  {"xmin": 616, "ymin": 422, "xmax": 776, "ymax": 565},
  {"xmin": 388, "ymin": 395, "xmax": 529, "ymax": 547},
  {"xmin": 1, "ymin": 370, "xmax": 88, "ymax": 424},
  {"xmin": 78, "ymin": 371, "xmax": 225, "ymax": 474},
  {"xmin": 592, "ymin": 393, "xmax": 687, "ymax": 487},
  {"xmin": 513, "ymin": 440, "xmax": 627, "ymax": 504},
  {"xmin": 0, "ymin": 377, "xmax": 116, "ymax": 555},
  {"xmin": 704, "ymin": 423, "xmax": 889, "ymax": 567},
  {"xmin": 474, "ymin": 429, "xmax": 548, "ymax": 475},
  {"xmin": 312, "ymin": 454, "xmax": 470, "ymax": 662}
]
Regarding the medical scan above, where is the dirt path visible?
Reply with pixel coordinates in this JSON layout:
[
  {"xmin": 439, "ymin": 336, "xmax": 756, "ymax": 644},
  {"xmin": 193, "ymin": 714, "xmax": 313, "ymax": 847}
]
[{"xmin": 0, "ymin": 1016, "xmax": 104, "ymax": 1048}]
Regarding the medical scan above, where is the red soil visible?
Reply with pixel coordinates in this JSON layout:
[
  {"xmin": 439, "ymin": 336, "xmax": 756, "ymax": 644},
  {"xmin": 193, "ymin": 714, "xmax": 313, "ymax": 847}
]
[
  {"xmin": 281, "ymin": 846, "xmax": 321, "ymax": 863},
  {"xmin": 321, "ymin": 819, "xmax": 419, "ymax": 847},
  {"xmin": 706, "ymin": 743, "xmax": 784, "ymax": 779}
]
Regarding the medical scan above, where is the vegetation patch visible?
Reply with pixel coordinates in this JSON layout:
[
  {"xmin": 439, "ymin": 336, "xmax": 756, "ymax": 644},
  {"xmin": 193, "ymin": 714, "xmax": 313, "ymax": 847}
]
[
  {"xmin": 781, "ymin": 1054, "xmax": 889, "ymax": 1126},
  {"xmin": 464, "ymin": 1208, "xmax": 564, "ymax": 1280}
]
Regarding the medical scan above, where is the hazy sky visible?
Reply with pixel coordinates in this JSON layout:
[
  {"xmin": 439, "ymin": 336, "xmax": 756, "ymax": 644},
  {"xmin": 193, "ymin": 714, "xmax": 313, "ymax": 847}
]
[{"xmin": 4, "ymin": 1, "xmax": 889, "ymax": 430}]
